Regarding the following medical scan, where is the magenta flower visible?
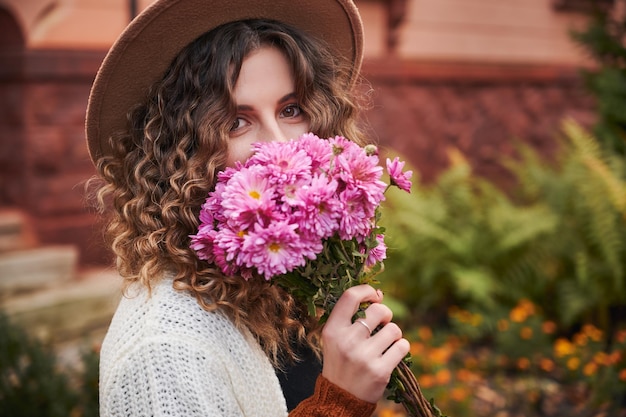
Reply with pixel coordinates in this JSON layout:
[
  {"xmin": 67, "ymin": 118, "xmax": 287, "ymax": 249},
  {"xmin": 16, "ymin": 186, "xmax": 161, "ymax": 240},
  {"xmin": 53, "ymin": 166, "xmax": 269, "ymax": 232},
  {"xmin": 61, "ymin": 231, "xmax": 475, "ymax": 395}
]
[
  {"xmin": 294, "ymin": 174, "xmax": 341, "ymax": 239},
  {"xmin": 296, "ymin": 133, "xmax": 332, "ymax": 174},
  {"xmin": 329, "ymin": 135, "xmax": 360, "ymax": 157},
  {"xmin": 191, "ymin": 132, "xmax": 410, "ymax": 282},
  {"xmin": 221, "ymin": 165, "xmax": 276, "ymax": 228},
  {"xmin": 189, "ymin": 225, "xmax": 217, "ymax": 263},
  {"xmin": 337, "ymin": 186, "xmax": 371, "ymax": 240},
  {"xmin": 240, "ymin": 221, "xmax": 307, "ymax": 280},
  {"xmin": 386, "ymin": 156, "xmax": 413, "ymax": 193},
  {"xmin": 211, "ymin": 227, "xmax": 246, "ymax": 277},
  {"xmin": 248, "ymin": 140, "xmax": 312, "ymax": 185},
  {"xmin": 333, "ymin": 141, "xmax": 386, "ymax": 209}
]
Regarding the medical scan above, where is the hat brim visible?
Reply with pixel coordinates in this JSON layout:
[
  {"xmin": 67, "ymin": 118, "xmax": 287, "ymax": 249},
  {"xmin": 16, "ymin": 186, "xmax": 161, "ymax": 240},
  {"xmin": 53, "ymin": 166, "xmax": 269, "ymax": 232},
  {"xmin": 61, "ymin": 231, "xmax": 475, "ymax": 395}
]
[{"xmin": 85, "ymin": 0, "xmax": 363, "ymax": 163}]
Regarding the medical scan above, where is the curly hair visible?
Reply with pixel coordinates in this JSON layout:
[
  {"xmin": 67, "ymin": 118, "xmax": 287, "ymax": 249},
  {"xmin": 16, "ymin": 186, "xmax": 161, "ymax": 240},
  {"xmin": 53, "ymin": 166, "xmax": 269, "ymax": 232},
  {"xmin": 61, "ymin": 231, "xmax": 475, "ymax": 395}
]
[{"xmin": 93, "ymin": 19, "xmax": 369, "ymax": 364}]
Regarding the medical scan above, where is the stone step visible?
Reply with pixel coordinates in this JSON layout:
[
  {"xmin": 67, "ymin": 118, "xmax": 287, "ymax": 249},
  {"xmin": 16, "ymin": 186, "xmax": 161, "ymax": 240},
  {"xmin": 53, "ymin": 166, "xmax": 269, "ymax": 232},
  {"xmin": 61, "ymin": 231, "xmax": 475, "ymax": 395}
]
[
  {"xmin": 0, "ymin": 209, "xmax": 37, "ymax": 252},
  {"xmin": 1, "ymin": 268, "xmax": 122, "ymax": 346},
  {"xmin": 0, "ymin": 245, "xmax": 78, "ymax": 295}
]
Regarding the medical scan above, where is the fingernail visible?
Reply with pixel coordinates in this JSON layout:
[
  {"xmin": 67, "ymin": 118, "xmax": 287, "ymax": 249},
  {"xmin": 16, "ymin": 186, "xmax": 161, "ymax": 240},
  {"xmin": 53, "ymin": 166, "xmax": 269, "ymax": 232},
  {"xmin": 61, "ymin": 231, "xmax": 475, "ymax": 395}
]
[{"xmin": 377, "ymin": 289, "xmax": 384, "ymax": 298}]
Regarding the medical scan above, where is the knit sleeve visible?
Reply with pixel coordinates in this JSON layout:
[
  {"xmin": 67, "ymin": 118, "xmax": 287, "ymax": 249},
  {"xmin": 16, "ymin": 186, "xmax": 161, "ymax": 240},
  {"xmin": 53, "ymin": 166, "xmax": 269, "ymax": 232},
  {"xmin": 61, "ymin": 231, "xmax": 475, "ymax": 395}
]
[
  {"xmin": 100, "ymin": 337, "xmax": 245, "ymax": 417},
  {"xmin": 288, "ymin": 375, "xmax": 376, "ymax": 417}
]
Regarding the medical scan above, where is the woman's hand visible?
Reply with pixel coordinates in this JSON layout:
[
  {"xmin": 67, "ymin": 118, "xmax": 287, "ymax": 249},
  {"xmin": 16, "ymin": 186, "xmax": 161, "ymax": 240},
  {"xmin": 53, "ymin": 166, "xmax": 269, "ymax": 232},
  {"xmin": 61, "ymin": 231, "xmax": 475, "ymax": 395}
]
[{"xmin": 321, "ymin": 285, "xmax": 411, "ymax": 403}]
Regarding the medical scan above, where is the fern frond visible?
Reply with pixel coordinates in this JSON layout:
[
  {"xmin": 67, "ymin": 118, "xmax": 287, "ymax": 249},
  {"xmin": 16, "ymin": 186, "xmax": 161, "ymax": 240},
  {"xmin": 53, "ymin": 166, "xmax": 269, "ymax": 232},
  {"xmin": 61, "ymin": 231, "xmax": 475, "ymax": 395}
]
[{"xmin": 564, "ymin": 118, "xmax": 626, "ymax": 215}]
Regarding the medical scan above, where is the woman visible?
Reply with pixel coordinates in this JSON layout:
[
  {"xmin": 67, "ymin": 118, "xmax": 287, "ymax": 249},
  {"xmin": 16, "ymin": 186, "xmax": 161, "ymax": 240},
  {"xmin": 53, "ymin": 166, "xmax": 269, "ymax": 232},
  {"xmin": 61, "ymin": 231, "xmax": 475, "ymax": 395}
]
[{"xmin": 86, "ymin": 0, "xmax": 410, "ymax": 415}]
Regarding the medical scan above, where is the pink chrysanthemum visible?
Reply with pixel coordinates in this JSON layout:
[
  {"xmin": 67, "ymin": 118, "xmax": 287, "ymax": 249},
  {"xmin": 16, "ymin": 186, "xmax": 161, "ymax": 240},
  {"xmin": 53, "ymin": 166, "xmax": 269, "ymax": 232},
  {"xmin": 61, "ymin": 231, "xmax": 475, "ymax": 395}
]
[
  {"xmin": 212, "ymin": 227, "xmax": 246, "ymax": 277},
  {"xmin": 191, "ymin": 132, "xmax": 411, "ymax": 282},
  {"xmin": 294, "ymin": 174, "xmax": 342, "ymax": 239},
  {"xmin": 337, "ymin": 186, "xmax": 372, "ymax": 240},
  {"xmin": 220, "ymin": 165, "xmax": 277, "ymax": 228},
  {"xmin": 386, "ymin": 156, "xmax": 413, "ymax": 193},
  {"xmin": 197, "ymin": 202, "xmax": 215, "ymax": 228},
  {"xmin": 334, "ymin": 143, "xmax": 387, "ymax": 209},
  {"xmin": 329, "ymin": 135, "xmax": 360, "ymax": 157},
  {"xmin": 248, "ymin": 140, "xmax": 312, "ymax": 185},
  {"xmin": 189, "ymin": 225, "xmax": 217, "ymax": 263},
  {"xmin": 296, "ymin": 133, "xmax": 333, "ymax": 174},
  {"xmin": 239, "ymin": 221, "xmax": 308, "ymax": 280}
]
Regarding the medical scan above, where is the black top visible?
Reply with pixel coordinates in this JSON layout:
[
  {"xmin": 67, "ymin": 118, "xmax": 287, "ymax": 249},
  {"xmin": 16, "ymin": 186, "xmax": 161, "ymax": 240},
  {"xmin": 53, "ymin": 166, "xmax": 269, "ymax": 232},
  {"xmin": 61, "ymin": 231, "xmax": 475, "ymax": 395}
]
[{"xmin": 276, "ymin": 343, "xmax": 322, "ymax": 411}]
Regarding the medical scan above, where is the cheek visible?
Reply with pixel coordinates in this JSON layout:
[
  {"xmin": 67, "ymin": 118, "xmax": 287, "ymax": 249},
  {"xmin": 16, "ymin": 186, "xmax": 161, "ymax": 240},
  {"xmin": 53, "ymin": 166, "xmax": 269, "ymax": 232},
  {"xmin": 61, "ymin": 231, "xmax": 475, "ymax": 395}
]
[
  {"xmin": 225, "ymin": 140, "xmax": 254, "ymax": 167},
  {"xmin": 286, "ymin": 121, "xmax": 311, "ymax": 140}
]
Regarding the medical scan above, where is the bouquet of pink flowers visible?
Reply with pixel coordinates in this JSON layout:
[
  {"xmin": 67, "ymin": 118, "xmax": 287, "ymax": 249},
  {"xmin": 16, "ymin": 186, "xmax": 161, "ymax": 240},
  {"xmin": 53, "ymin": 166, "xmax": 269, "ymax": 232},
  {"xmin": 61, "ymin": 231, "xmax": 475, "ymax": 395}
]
[{"xmin": 191, "ymin": 133, "xmax": 443, "ymax": 417}]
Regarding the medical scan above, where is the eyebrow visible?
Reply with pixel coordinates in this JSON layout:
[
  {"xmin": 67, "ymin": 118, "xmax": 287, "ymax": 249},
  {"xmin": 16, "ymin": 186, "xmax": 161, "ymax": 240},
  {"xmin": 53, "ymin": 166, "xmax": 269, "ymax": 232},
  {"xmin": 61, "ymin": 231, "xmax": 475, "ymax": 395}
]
[{"xmin": 236, "ymin": 92, "xmax": 297, "ymax": 111}]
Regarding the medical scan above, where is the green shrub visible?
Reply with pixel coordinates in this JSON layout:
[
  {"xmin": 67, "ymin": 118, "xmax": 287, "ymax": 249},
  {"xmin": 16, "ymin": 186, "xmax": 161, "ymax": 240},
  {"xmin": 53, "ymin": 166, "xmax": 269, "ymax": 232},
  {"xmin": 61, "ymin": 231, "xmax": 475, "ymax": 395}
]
[
  {"xmin": 380, "ymin": 120, "xmax": 626, "ymax": 335},
  {"xmin": 571, "ymin": 3, "xmax": 626, "ymax": 156},
  {"xmin": 0, "ymin": 311, "xmax": 99, "ymax": 417}
]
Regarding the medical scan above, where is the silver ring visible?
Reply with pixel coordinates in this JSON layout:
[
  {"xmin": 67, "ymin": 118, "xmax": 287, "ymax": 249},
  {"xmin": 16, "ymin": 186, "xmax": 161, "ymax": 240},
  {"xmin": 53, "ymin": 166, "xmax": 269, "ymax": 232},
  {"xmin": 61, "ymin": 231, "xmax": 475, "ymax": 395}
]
[{"xmin": 355, "ymin": 319, "xmax": 372, "ymax": 336}]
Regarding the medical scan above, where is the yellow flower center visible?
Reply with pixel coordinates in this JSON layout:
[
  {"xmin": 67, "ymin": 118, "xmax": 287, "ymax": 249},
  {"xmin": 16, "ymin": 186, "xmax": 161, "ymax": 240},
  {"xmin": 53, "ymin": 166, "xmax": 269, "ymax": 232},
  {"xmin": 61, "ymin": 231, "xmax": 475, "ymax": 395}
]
[
  {"xmin": 248, "ymin": 190, "xmax": 261, "ymax": 199},
  {"xmin": 269, "ymin": 242, "xmax": 281, "ymax": 252}
]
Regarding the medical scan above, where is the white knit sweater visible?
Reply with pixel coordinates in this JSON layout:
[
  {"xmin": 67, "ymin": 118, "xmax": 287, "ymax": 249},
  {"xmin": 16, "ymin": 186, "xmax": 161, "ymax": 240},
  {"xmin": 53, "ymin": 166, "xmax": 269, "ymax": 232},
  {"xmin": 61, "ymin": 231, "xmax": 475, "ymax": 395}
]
[{"xmin": 99, "ymin": 277, "xmax": 289, "ymax": 416}]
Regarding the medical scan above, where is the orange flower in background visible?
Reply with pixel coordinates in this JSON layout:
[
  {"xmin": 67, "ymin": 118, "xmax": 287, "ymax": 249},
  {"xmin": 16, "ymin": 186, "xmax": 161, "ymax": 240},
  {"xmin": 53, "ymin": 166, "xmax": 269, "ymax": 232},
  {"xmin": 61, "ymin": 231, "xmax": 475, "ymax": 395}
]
[
  {"xmin": 430, "ymin": 346, "xmax": 453, "ymax": 365},
  {"xmin": 417, "ymin": 326, "xmax": 433, "ymax": 342},
  {"xmin": 616, "ymin": 330, "xmax": 626, "ymax": 344},
  {"xmin": 419, "ymin": 374, "xmax": 436, "ymax": 389},
  {"xmin": 542, "ymin": 321, "xmax": 557, "ymax": 334},
  {"xmin": 410, "ymin": 342, "xmax": 424, "ymax": 356},
  {"xmin": 593, "ymin": 351, "xmax": 610, "ymax": 366},
  {"xmin": 619, "ymin": 369, "xmax": 626, "ymax": 382},
  {"xmin": 582, "ymin": 324, "xmax": 603, "ymax": 342},
  {"xmin": 456, "ymin": 368, "xmax": 477, "ymax": 383},
  {"xmin": 609, "ymin": 351, "xmax": 622, "ymax": 364},
  {"xmin": 510, "ymin": 299, "xmax": 536, "ymax": 323},
  {"xmin": 583, "ymin": 362, "xmax": 598, "ymax": 376},
  {"xmin": 540, "ymin": 358, "xmax": 555, "ymax": 372},
  {"xmin": 520, "ymin": 326, "xmax": 533, "ymax": 340},
  {"xmin": 554, "ymin": 338, "xmax": 576, "ymax": 357},
  {"xmin": 450, "ymin": 386, "xmax": 469, "ymax": 402},
  {"xmin": 517, "ymin": 357, "xmax": 531, "ymax": 370},
  {"xmin": 510, "ymin": 307, "xmax": 528, "ymax": 323},
  {"xmin": 574, "ymin": 333, "xmax": 588, "ymax": 346},
  {"xmin": 567, "ymin": 357, "xmax": 581, "ymax": 371},
  {"xmin": 435, "ymin": 368, "xmax": 452, "ymax": 385}
]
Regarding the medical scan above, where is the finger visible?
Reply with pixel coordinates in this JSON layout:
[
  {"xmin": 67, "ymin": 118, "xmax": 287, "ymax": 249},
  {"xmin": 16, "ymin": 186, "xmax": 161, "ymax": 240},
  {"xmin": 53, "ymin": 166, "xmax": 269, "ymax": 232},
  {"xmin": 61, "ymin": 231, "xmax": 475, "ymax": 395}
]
[
  {"xmin": 380, "ymin": 337, "xmax": 411, "ymax": 369},
  {"xmin": 353, "ymin": 319, "xmax": 373, "ymax": 337},
  {"xmin": 326, "ymin": 285, "xmax": 382, "ymax": 328},
  {"xmin": 358, "ymin": 303, "xmax": 393, "ymax": 331},
  {"xmin": 368, "ymin": 322, "xmax": 404, "ymax": 353}
]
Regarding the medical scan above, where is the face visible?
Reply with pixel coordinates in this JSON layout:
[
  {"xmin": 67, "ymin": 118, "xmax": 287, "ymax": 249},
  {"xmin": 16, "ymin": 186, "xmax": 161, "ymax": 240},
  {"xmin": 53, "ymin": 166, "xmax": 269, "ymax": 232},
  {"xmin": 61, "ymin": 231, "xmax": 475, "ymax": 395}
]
[{"xmin": 226, "ymin": 46, "xmax": 310, "ymax": 166}]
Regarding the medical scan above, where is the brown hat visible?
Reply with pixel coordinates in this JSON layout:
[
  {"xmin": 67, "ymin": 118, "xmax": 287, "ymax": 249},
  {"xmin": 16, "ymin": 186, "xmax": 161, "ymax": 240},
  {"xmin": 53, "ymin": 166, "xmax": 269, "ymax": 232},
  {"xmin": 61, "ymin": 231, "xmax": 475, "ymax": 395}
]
[{"xmin": 85, "ymin": 0, "xmax": 364, "ymax": 164}]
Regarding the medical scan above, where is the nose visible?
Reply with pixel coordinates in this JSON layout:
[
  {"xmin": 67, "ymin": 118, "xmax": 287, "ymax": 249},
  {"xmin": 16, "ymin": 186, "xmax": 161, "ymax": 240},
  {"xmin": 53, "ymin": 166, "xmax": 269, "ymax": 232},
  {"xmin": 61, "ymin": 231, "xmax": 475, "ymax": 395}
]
[{"xmin": 260, "ymin": 119, "xmax": 289, "ymax": 143}]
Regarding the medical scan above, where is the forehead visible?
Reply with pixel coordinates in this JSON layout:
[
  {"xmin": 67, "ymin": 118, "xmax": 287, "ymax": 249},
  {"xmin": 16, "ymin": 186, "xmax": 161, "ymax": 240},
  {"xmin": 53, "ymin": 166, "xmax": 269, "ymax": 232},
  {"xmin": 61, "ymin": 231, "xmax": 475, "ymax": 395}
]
[{"xmin": 233, "ymin": 46, "xmax": 295, "ymax": 101}]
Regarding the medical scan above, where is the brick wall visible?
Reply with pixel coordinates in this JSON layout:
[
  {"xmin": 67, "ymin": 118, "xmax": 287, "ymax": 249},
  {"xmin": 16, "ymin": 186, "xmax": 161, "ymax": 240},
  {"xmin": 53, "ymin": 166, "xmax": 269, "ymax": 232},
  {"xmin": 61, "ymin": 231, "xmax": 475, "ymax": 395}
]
[
  {"xmin": 362, "ymin": 59, "xmax": 597, "ymax": 185},
  {"xmin": 0, "ymin": 48, "xmax": 110, "ymax": 266},
  {"xmin": 0, "ymin": 48, "xmax": 597, "ymax": 268}
]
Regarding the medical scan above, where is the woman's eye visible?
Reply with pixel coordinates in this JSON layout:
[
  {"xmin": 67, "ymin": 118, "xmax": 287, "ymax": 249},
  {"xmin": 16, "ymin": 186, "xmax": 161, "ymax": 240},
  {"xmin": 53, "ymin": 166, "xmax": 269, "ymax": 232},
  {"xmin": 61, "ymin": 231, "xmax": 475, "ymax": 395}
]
[
  {"xmin": 281, "ymin": 104, "xmax": 302, "ymax": 118},
  {"xmin": 230, "ymin": 118, "xmax": 247, "ymax": 131}
]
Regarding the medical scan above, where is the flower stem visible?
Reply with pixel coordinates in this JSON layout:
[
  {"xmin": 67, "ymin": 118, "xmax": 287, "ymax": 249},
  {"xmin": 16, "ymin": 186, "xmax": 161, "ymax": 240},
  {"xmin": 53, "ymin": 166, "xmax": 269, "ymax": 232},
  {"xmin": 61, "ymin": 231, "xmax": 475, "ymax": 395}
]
[{"xmin": 390, "ymin": 360, "xmax": 446, "ymax": 417}]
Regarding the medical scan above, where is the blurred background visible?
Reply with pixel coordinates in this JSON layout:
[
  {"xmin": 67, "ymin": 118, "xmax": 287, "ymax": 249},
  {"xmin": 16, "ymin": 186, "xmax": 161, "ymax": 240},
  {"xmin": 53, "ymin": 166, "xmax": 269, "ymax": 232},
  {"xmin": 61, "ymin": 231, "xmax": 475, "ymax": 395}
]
[{"xmin": 0, "ymin": 0, "xmax": 625, "ymax": 416}]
